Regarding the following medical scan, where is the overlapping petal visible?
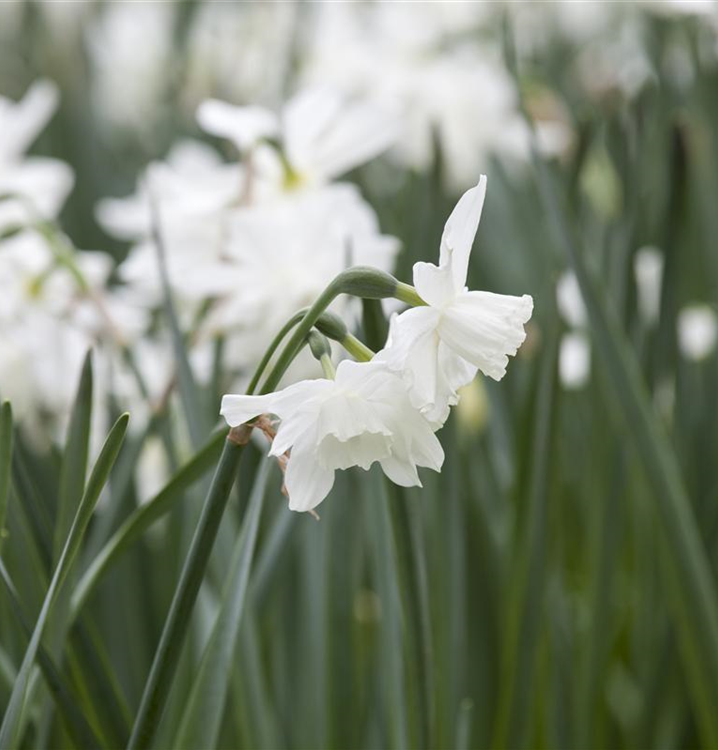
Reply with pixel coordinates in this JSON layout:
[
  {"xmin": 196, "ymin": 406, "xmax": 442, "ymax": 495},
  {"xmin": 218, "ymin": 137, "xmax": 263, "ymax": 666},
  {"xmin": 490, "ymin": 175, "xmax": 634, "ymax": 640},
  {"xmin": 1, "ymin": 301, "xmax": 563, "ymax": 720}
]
[
  {"xmin": 379, "ymin": 176, "xmax": 532, "ymax": 424},
  {"xmin": 220, "ymin": 360, "xmax": 443, "ymax": 512}
]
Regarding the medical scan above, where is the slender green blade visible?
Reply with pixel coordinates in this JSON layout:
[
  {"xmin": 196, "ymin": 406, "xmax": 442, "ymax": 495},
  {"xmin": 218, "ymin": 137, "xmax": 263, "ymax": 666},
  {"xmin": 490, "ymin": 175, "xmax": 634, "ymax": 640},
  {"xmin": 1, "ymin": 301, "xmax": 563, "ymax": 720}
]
[
  {"xmin": 0, "ymin": 561, "xmax": 104, "ymax": 750},
  {"xmin": 55, "ymin": 350, "xmax": 93, "ymax": 563},
  {"xmin": 127, "ymin": 437, "xmax": 245, "ymax": 750},
  {"xmin": 71, "ymin": 427, "xmax": 225, "ymax": 621},
  {"xmin": 0, "ymin": 413, "xmax": 129, "ymax": 750},
  {"xmin": 0, "ymin": 402, "xmax": 12, "ymax": 559},
  {"xmin": 492, "ymin": 322, "xmax": 557, "ymax": 750},
  {"xmin": 173, "ymin": 460, "xmax": 269, "ymax": 749},
  {"xmin": 526, "ymin": 112, "xmax": 718, "ymax": 750},
  {"xmin": 150, "ymin": 197, "xmax": 208, "ymax": 449}
]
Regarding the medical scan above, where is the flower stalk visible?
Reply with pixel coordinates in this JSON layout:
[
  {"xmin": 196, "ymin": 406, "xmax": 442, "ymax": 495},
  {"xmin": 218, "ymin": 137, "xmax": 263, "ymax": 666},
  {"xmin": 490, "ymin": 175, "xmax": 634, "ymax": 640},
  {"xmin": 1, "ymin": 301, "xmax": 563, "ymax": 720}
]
[
  {"xmin": 342, "ymin": 333, "xmax": 374, "ymax": 363},
  {"xmin": 260, "ymin": 266, "xmax": 399, "ymax": 394},
  {"xmin": 395, "ymin": 282, "xmax": 427, "ymax": 307},
  {"xmin": 127, "ymin": 431, "xmax": 249, "ymax": 750},
  {"xmin": 386, "ymin": 482, "xmax": 435, "ymax": 750}
]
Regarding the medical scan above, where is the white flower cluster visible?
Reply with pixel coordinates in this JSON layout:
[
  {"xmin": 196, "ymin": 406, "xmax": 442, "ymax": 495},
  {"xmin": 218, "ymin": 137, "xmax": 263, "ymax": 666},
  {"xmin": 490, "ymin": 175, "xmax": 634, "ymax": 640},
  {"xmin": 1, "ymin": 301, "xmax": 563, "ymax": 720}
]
[
  {"xmin": 97, "ymin": 86, "xmax": 400, "ymax": 392},
  {"xmin": 222, "ymin": 177, "xmax": 533, "ymax": 513},
  {"xmin": 82, "ymin": 1, "xmax": 571, "ymax": 191},
  {"xmin": 0, "ymin": 82, "xmax": 93, "ymax": 425}
]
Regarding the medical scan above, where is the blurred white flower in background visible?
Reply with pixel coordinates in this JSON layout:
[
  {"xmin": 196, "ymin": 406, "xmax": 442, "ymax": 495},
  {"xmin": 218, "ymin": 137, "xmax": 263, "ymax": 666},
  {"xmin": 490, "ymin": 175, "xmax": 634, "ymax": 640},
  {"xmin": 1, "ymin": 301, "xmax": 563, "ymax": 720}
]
[
  {"xmin": 380, "ymin": 177, "xmax": 533, "ymax": 425},
  {"xmin": 556, "ymin": 270, "xmax": 590, "ymax": 390},
  {"xmin": 0, "ymin": 82, "xmax": 89, "ymax": 429},
  {"xmin": 185, "ymin": 1, "xmax": 298, "ymax": 109},
  {"xmin": 198, "ymin": 86, "xmax": 399, "ymax": 188},
  {"xmin": 0, "ymin": 231, "xmax": 93, "ymax": 426},
  {"xmin": 0, "ymin": 80, "xmax": 73, "ymax": 231},
  {"xmin": 96, "ymin": 88, "xmax": 400, "ymax": 388},
  {"xmin": 634, "ymin": 246, "xmax": 664, "ymax": 327},
  {"xmin": 195, "ymin": 184, "xmax": 399, "ymax": 372},
  {"xmin": 300, "ymin": 3, "xmax": 531, "ymax": 190},
  {"xmin": 559, "ymin": 331, "xmax": 592, "ymax": 391},
  {"xmin": 98, "ymin": 139, "xmax": 244, "ymax": 315},
  {"xmin": 556, "ymin": 270, "xmax": 588, "ymax": 329},
  {"xmin": 678, "ymin": 305, "xmax": 718, "ymax": 361},
  {"xmin": 87, "ymin": 2, "xmax": 175, "ymax": 133},
  {"xmin": 221, "ymin": 359, "xmax": 444, "ymax": 512}
]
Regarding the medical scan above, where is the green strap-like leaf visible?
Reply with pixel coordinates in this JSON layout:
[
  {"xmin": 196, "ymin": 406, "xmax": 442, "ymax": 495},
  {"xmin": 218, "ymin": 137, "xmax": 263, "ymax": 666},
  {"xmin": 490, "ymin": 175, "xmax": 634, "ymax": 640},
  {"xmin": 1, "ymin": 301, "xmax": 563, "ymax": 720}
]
[
  {"xmin": 0, "ymin": 561, "xmax": 104, "ymax": 750},
  {"xmin": 0, "ymin": 402, "xmax": 12, "ymax": 559},
  {"xmin": 55, "ymin": 351, "xmax": 93, "ymax": 563},
  {"xmin": 492, "ymin": 322, "xmax": 557, "ymax": 750},
  {"xmin": 519, "ymin": 82, "xmax": 718, "ymax": 750},
  {"xmin": 127, "ymin": 436, "xmax": 245, "ymax": 750},
  {"xmin": 173, "ymin": 460, "xmax": 269, "ymax": 749},
  {"xmin": 150, "ymin": 197, "xmax": 209, "ymax": 449},
  {"xmin": 71, "ymin": 428, "xmax": 225, "ymax": 621},
  {"xmin": 0, "ymin": 413, "xmax": 129, "ymax": 750}
]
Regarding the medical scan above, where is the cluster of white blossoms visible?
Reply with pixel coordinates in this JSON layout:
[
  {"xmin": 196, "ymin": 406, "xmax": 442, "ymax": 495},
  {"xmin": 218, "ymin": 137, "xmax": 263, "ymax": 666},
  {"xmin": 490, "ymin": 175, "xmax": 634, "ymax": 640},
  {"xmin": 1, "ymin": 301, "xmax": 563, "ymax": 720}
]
[
  {"xmin": 222, "ymin": 177, "xmax": 533, "ymax": 513},
  {"xmin": 0, "ymin": 82, "xmax": 153, "ymax": 437},
  {"xmin": 78, "ymin": 1, "xmax": 571, "ymax": 191},
  {"xmin": 0, "ymin": 82, "xmax": 91, "ymax": 424},
  {"xmin": 97, "ymin": 86, "xmax": 400, "ymax": 391}
]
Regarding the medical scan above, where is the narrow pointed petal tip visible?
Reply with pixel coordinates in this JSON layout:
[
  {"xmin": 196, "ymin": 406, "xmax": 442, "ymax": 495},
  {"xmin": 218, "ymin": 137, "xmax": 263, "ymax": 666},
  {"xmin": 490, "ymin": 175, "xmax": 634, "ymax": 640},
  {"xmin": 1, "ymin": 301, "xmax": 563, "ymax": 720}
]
[
  {"xmin": 219, "ymin": 394, "xmax": 265, "ymax": 428},
  {"xmin": 439, "ymin": 173, "xmax": 488, "ymax": 291}
]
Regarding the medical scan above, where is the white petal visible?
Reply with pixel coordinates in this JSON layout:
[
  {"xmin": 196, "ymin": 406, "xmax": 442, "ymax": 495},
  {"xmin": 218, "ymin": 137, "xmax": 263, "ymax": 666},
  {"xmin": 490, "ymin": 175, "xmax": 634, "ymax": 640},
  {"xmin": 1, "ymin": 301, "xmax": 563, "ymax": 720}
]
[
  {"xmin": 316, "ymin": 392, "xmax": 392, "ymax": 443},
  {"xmin": 556, "ymin": 271, "xmax": 587, "ymax": 328},
  {"xmin": 0, "ymin": 158, "xmax": 73, "ymax": 221},
  {"xmin": 318, "ymin": 431, "xmax": 392, "ymax": 471},
  {"xmin": 0, "ymin": 80, "xmax": 58, "ymax": 162},
  {"xmin": 438, "ymin": 175, "xmax": 487, "ymax": 292},
  {"xmin": 377, "ymin": 306, "xmax": 440, "ymax": 372},
  {"xmin": 417, "ymin": 343, "xmax": 477, "ymax": 427},
  {"xmin": 197, "ymin": 100, "xmax": 278, "ymax": 151},
  {"xmin": 413, "ymin": 261, "xmax": 456, "ymax": 307},
  {"xmin": 284, "ymin": 87, "xmax": 398, "ymax": 181},
  {"xmin": 440, "ymin": 292, "xmax": 533, "ymax": 380},
  {"xmin": 400, "ymin": 411, "xmax": 445, "ymax": 473},
  {"xmin": 380, "ymin": 454, "xmax": 421, "ymax": 487},
  {"xmin": 285, "ymin": 433, "xmax": 336, "ymax": 512},
  {"xmin": 559, "ymin": 332, "xmax": 591, "ymax": 389},
  {"xmin": 271, "ymin": 416, "xmax": 311, "ymax": 457},
  {"xmin": 220, "ymin": 379, "xmax": 330, "ymax": 427},
  {"xmin": 380, "ymin": 408, "xmax": 444, "ymax": 484}
]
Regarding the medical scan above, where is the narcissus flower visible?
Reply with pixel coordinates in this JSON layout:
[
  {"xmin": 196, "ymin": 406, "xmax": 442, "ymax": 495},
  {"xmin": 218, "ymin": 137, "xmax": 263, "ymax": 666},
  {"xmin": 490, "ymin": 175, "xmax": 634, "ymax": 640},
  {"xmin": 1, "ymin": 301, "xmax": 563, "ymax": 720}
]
[
  {"xmin": 379, "ymin": 176, "xmax": 533, "ymax": 425},
  {"xmin": 221, "ymin": 360, "xmax": 443, "ymax": 512},
  {"xmin": 0, "ymin": 80, "xmax": 73, "ymax": 231},
  {"xmin": 197, "ymin": 86, "xmax": 399, "ymax": 187}
]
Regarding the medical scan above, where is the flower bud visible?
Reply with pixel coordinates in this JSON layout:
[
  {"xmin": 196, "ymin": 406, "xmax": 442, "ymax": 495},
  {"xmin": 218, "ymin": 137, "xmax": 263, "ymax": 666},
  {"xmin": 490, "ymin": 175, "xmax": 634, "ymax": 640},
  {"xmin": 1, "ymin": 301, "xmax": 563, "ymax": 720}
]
[
  {"xmin": 307, "ymin": 330, "xmax": 332, "ymax": 361},
  {"xmin": 337, "ymin": 266, "xmax": 399, "ymax": 300},
  {"xmin": 314, "ymin": 311, "xmax": 348, "ymax": 342}
]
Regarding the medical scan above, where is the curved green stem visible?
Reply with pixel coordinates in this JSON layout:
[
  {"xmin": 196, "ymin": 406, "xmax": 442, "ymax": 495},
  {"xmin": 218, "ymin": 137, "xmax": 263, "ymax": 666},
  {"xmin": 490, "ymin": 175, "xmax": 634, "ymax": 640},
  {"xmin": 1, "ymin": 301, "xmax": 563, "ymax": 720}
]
[
  {"xmin": 260, "ymin": 266, "xmax": 397, "ymax": 394},
  {"xmin": 342, "ymin": 333, "xmax": 375, "ymax": 363},
  {"xmin": 246, "ymin": 309, "xmax": 309, "ymax": 396},
  {"xmin": 395, "ymin": 282, "xmax": 426, "ymax": 307},
  {"xmin": 261, "ymin": 281, "xmax": 344, "ymax": 394},
  {"xmin": 319, "ymin": 354, "xmax": 336, "ymax": 380}
]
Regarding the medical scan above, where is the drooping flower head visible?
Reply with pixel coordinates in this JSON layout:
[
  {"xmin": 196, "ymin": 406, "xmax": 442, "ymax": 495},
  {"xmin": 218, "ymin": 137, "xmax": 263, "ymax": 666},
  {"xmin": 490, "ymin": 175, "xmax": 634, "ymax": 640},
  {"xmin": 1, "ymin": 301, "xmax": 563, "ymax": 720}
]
[
  {"xmin": 197, "ymin": 85, "xmax": 400, "ymax": 188},
  {"xmin": 379, "ymin": 176, "xmax": 533, "ymax": 425},
  {"xmin": 221, "ymin": 360, "xmax": 443, "ymax": 512}
]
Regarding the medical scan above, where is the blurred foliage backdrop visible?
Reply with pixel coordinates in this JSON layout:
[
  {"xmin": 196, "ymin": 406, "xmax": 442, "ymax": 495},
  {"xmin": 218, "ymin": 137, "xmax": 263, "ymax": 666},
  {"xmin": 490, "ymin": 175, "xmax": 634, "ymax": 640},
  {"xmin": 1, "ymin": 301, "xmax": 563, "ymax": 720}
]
[{"xmin": 1, "ymin": 2, "xmax": 718, "ymax": 750}]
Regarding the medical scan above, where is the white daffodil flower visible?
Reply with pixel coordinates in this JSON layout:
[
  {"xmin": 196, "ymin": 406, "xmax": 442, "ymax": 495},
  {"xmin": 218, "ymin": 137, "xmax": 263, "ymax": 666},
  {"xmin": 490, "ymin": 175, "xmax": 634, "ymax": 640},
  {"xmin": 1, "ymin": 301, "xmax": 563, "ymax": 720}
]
[
  {"xmin": 196, "ymin": 183, "xmax": 399, "ymax": 369},
  {"xmin": 221, "ymin": 360, "xmax": 444, "ymax": 512},
  {"xmin": 0, "ymin": 80, "xmax": 73, "ymax": 231},
  {"xmin": 197, "ymin": 85, "xmax": 399, "ymax": 187},
  {"xmin": 379, "ymin": 176, "xmax": 533, "ymax": 425},
  {"xmin": 678, "ymin": 304, "xmax": 718, "ymax": 361}
]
